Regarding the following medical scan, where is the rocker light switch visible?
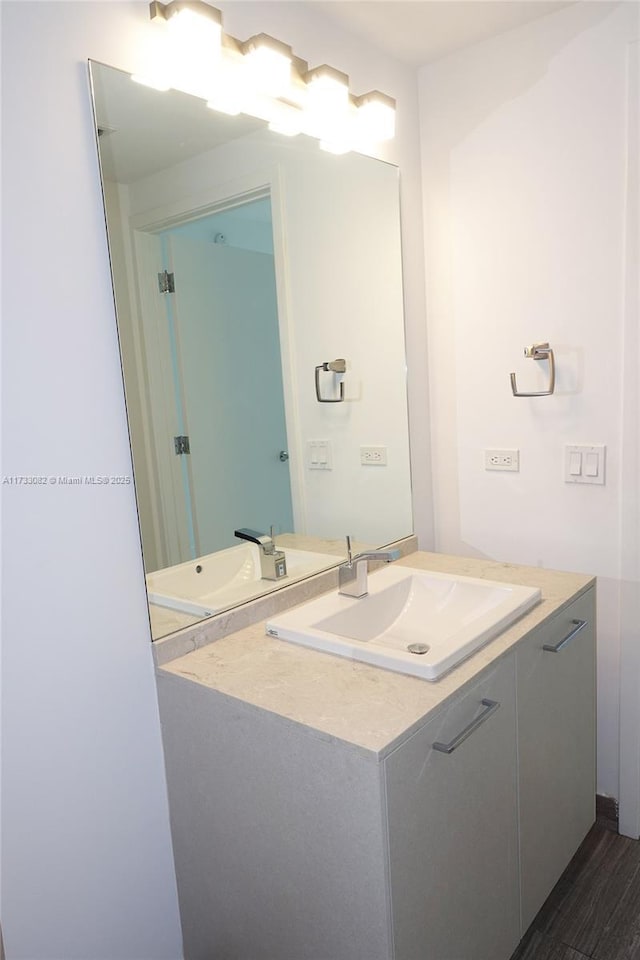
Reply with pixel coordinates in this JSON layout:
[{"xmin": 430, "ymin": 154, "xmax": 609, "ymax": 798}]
[
  {"xmin": 569, "ymin": 451, "xmax": 582, "ymax": 476},
  {"xmin": 584, "ymin": 453, "xmax": 599, "ymax": 477},
  {"xmin": 564, "ymin": 445, "xmax": 606, "ymax": 485}
]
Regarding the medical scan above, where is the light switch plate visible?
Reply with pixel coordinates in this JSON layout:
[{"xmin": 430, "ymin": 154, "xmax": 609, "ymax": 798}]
[
  {"xmin": 307, "ymin": 440, "xmax": 332, "ymax": 470},
  {"xmin": 564, "ymin": 444, "xmax": 606, "ymax": 484}
]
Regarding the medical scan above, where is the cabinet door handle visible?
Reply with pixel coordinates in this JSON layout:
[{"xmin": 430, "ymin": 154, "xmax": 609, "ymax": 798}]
[
  {"xmin": 432, "ymin": 699, "xmax": 500, "ymax": 754},
  {"xmin": 543, "ymin": 618, "xmax": 587, "ymax": 653}
]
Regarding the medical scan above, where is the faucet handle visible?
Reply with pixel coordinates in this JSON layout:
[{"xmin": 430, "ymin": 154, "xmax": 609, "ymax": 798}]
[
  {"xmin": 234, "ymin": 527, "xmax": 272, "ymax": 548},
  {"xmin": 343, "ymin": 535, "xmax": 400, "ymax": 567},
  {"xmin": 345, "ymin": 535, "xmax": 354, "ymax": 564}
]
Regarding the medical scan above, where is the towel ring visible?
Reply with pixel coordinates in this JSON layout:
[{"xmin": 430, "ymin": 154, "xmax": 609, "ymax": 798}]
[
  {"xmin": 315, "ymin": 359, "xmax": 346, "ymax": 403},
  {"xmin": 510, "ymin": 343, "xmax": 555, "ymax": 397}
]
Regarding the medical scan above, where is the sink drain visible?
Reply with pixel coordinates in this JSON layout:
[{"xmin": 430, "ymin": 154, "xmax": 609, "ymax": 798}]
[{"xmin": 407, "ymin": 643, "xmax": 430, "ymax": 655}]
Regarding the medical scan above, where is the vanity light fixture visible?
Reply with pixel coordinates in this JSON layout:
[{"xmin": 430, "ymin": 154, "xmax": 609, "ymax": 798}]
[
  {"xmin": 267, "ymin": 102, "xmax": 305, "ymax": 138},
  {"xmin": 240, "ymin": 33, "xmax": 294, "ymax": 99},
  {"xmin": 140, "ymin": 0, "xmax": 397, "ymax": 150},
  {"xmin": 147, "ymin": 0, "xmax": 222, "ymax": 98},
  {"xmin": 149, "ymin": 0, "xmax": 222, "ymax": 37},
  {"xmin": 303, "ymin": 64, "xmax": 352, "ymax": 147},
  {"xmin": 354, "ymin": 90, "xmax": 396, "ymax": 142},
  {"xmin": 305, "ymin": 65, "xmax": 350, "ymax": 114},
  {"xmin": 151, "ymin": 0, "xmax": 219, "ymax": 21},
  {"xmin": 205, "ymin": 35, "xmax": 247, "ymax": 115}
]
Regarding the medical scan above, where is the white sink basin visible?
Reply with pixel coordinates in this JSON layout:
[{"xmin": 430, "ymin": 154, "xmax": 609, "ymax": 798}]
[
  {"xmin": 266, "ymin": 564, "xmax": 541, "ymax": 680},
  {"xmin": 147, "ymin": 544, "xmax": 338, "ymax": 618}
]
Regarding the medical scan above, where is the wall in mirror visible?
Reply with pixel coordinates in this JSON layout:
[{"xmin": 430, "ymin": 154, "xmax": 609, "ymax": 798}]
[{"xmin": 90, "ymin": 60, "xmax": 413, "ymax": 640}]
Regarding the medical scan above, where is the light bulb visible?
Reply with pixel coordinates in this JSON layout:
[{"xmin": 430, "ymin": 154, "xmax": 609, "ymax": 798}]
[
  {"xmin": 131, "ymin": 11, "xmax": 173, "ymax": 90},
  {"xmin": 152, "ymin": 0, "xmax": 223, "ymax": 99},
  {"xmin": 241, "ymin": 34, "xmax": 292, "ymax": 99},
  {"xmin": 301, "ymin": 65, "xmax": 353, "ymax": 144},
  {"xmin": 355, "ymin": 91, "xmax": 396, "ymax": 142},
  {"xmin": 305, "ymin": 66, "xmax": 349, "ymax": 122}
]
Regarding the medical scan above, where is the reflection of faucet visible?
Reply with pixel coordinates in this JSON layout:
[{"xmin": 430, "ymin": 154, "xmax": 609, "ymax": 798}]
[
  {"xmin": 234, "ymin": 527, "xmax": 288, "ymax": 581},
  {"xmin": 338, "ymin": 535, "xmax": 401, "ymax": 598}
]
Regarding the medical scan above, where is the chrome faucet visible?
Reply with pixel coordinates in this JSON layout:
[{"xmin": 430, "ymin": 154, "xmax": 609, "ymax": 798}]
[
  {"xmin": 338, "ymin": 535, "xmax": 401, "ymax": 598},
  {"xmin": 234, "ymin": 527, "xmax": 288, "ymax": 581}
]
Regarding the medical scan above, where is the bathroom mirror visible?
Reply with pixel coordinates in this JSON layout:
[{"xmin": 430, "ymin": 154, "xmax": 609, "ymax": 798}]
[{"xmin": 89, "ymin": 60, "xmax": 413, "ymax": 640}]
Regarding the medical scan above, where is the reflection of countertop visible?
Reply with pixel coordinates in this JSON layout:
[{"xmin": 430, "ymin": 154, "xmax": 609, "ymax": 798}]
[
  {"xmin": 158, "ymin": 551, "xmax": 595, "ymax": 758},
  {"xmin": 148, "ymin": 533, "xmax": 375, "ymax": 643},
  {"xmin": 148, "ymin": 604, "xmax": 200, "ymax": 639}
]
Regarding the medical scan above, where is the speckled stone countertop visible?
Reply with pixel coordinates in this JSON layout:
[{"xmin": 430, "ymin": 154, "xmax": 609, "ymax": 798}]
[{"xmin": 159, "ymin": 551, "xmax": 595, "ymax": 759}]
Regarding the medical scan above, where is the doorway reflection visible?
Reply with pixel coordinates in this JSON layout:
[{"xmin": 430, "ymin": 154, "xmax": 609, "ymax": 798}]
[{"xmin": 148, "ymin": 198, "xmax": 294, "ymax": 567}]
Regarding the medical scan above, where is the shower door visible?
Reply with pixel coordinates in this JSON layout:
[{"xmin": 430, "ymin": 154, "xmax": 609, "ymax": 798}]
[{"xmin": 160, "ymin": 232, "xmax": 294, "ymax": 560}]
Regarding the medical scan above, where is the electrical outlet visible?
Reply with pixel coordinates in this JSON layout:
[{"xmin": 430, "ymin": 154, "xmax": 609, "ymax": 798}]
[
  {"xmin": 360, "ymin": 446, "xmax": 387, "ymax": 466},
  {"xmin": 484, "ymin": 449, "xmax": 520, "ymax": 472}
]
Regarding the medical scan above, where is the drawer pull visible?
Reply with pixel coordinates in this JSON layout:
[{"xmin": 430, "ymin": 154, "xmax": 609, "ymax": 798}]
[
  {"xmin": 432, "ymin": 699, "xmax": 500, "ymax": 755},
  {"xmin": 543, "ymin": 618, "xmax": 588, "ymax": 653}
]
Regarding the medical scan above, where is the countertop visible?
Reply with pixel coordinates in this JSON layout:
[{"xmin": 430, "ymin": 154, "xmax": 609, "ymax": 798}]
[{"xmin": 158, "ymin": 551, "xmax": 595, "ymax": 759}]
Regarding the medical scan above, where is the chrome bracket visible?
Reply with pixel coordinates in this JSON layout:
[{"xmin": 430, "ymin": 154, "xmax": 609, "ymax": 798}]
[
  {"xmin": 158, "ymin": 270, "xmax": 175, "ymax": 294},
  {"xmin": 174, "ymin": 435, "xmax": 190, "ymax": 455}
]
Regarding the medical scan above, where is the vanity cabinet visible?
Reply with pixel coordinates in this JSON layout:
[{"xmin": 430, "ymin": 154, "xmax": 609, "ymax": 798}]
[
  {"xmin": 156, "ymin": 580, "xmax": 596, "ymax": 960},
  {"xmin": 385, "ymin": 656, "xmax": 521, "ymax": 960},
  {"xmin": 517, "ymin": 586, "xmax": 596, "ymax": 931},
  {"xmin": 157, "ymin": 677, "xmax": 394, "ymax": 960}
]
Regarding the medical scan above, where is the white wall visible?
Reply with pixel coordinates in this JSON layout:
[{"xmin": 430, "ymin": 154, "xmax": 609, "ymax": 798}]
[
  {"xmin": 0, "ymin": 2, "xmax": 430, "ymax": 957},
  {"xmin": 420, "ymin": 1, "xmax": 639, "ymax": 804},
  {"xmin": 1, "ymin": 4, "xmax": 183, "ymax": 958}
]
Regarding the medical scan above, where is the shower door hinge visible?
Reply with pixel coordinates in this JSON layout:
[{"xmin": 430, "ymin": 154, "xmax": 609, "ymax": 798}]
[
  {"xmin": 158, "ymin": 270, "xmax": 175, "ymax": 294},
  {"xmin": 174, "ymin": 435, "xmax": 190, "ymax": 455}
]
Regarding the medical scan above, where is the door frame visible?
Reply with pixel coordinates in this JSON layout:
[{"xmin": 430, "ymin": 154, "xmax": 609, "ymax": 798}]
[
  {"xmin": 127, "ymin": 166, "xmax": 306, "ymax": 566},
  {"xmin": 618, "ymin": 38, "xmax": 640, "ymax": 840}
]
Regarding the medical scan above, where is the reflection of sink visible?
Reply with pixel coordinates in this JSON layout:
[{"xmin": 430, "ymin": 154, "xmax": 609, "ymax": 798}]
[
  {"xmin": 147, "ymin": 544, "xmax": 338, "ymax": 618},
  {"xmin": 266, "ymin": 565, "xmax": 541, "ymax": 680}
]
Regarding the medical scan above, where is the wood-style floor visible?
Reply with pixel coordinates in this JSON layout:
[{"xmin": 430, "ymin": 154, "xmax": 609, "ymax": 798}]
[{"xmin": 510, "ymin": 817, "xmax": 640, "ymax": 960}]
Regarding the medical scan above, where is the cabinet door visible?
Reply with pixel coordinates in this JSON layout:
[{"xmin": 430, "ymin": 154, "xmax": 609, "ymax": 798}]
[
  {"xmin": 517, "ymin": 587, "xmax": 596, "ymax": 932},
  {"xmin": 385, "ymin": 656, "xmax": 520, "ymax": 960}
]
